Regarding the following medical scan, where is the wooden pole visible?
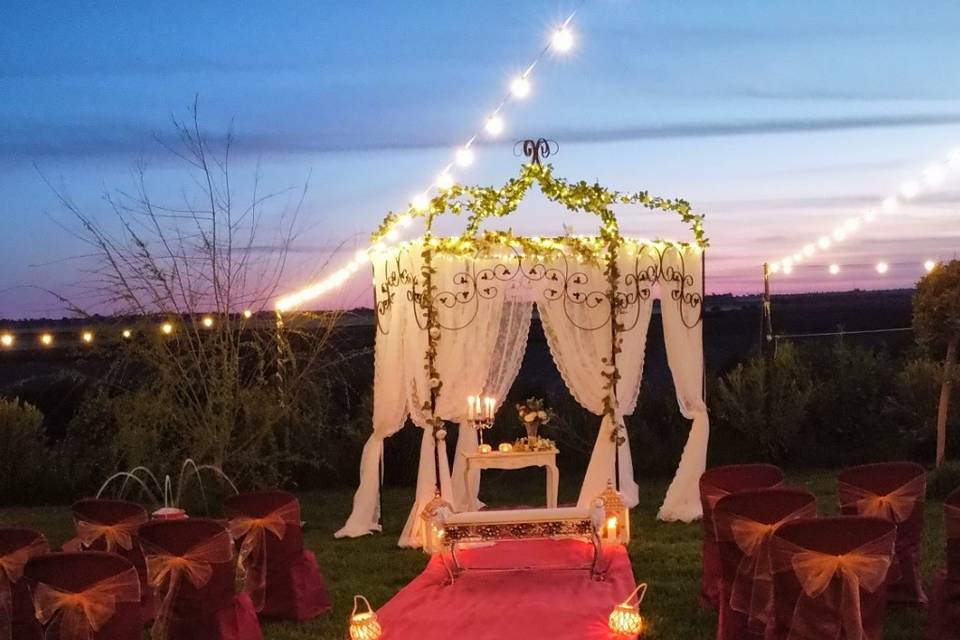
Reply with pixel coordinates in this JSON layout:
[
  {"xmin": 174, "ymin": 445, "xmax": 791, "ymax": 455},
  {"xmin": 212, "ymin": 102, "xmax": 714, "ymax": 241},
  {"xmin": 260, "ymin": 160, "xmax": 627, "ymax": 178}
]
[{"xmin": 936, "ymin": 336, "xmax": 958, "ymax": 467}]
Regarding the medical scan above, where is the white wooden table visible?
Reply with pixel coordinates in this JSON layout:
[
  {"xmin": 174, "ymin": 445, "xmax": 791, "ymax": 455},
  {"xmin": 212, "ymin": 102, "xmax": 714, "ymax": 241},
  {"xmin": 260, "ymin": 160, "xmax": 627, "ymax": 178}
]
[{"xmin": 461, "ymin": 448, "xmax": 559, "ymax": 511}]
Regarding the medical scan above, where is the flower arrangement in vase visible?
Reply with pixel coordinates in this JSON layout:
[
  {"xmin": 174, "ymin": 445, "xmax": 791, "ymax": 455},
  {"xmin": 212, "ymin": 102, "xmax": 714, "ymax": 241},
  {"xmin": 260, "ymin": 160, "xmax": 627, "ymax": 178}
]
[{"xmin": 516, "ymin": 397, "xmax": 552, "ymax": 441}]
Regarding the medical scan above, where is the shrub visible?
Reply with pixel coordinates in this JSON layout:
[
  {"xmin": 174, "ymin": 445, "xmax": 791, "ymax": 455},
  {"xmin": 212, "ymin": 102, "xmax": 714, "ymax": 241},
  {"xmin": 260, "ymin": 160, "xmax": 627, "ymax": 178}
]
[
  {"xmin": 711, "ymin": 342, "xmax": 812, "ymax": 464},
  {"xmin": 928, "ymin": 461, "xmax": 960, "ymax": 500},
  {"xmin": 0, "ymin": 398, "xmax": 59, "ymax": 504}
]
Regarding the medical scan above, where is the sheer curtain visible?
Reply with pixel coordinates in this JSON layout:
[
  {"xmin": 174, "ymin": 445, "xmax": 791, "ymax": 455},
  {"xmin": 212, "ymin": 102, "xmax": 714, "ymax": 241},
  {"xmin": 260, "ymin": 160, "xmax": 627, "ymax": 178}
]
[
  {"xmin": 335, "ymin": 251, "xmax": 416, "ymax": 539},
  {"xmin": 657, "ymin": 249, "xmax": 710, "ymax": 522},
  {"xmin": 533, "ymin": 254, "xmax": 655, "ymax": 509},
  {"xmin": 450, "ymin": 295, "xmax": 533, "ymax": 510}
]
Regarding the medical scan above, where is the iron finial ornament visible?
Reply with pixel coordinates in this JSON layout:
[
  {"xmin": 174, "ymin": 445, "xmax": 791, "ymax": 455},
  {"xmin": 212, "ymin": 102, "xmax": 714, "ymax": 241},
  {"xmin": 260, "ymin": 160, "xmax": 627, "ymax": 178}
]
[{"xmin": 514, "ymin": 138, "xmax": 558, "ymax": 165}]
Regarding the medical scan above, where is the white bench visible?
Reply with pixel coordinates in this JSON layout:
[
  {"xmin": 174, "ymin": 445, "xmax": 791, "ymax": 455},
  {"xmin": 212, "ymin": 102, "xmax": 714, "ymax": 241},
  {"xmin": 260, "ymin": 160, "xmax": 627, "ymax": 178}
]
[{"xmin": 432, "ymin": 503, "xmax": 606, "ymax": 583}]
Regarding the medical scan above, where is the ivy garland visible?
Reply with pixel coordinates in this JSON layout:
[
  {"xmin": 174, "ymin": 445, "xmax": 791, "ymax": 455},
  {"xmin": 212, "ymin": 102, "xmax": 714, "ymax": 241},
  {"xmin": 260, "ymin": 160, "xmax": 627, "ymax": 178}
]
[
  {"xmin": 372, "ymin": 162, "xmax": 707, "ymax": 252},
  {"xmin": 389, "ymin": 163, "xmax": 707, "ymax": 458}
]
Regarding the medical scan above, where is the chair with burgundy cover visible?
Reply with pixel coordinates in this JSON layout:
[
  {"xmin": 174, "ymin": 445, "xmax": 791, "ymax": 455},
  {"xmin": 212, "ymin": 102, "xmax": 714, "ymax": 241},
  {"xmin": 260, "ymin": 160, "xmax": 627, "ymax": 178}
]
[
  {"xmin": 137, "ymin": 518, "xmax": 262, "ymax": 640},
  {"xmin": 767, "ymin": 516, "xmax": 896, "ymax": 640},
  {"xmin": 223, "ymin": 490, "xmax": 331, "ymax": 620},
  {"xmin": 925, "ymin": 487, "xmax": 960, "ymax": 640},
  {"xmin": 712, "ymin": 487, "xmax": 817, "ymax": 640},
  {"xmin": 699, "ymin": 463, "xmax": 784, "ymax": 609},
  {"xmin": 0, "ymin": 528, "xmax": 49, "ymax": 640},
  {"xmin": 71, "ymin": 498, "xmax": 153, "ymax": 622},
  {"xmin": 837, "ymin": 461, "xmax": 927, "ymax": 604},
  {"xmin": 22, "ymin": 551, "xmax": 142, "ymax": 640}
]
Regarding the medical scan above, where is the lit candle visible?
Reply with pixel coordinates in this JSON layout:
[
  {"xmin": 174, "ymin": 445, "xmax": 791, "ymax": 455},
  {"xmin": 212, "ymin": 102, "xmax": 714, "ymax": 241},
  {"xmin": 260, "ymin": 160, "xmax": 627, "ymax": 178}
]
[
  {"xmin": 479, "ymin": 444, "xmax": 492, "ymax": 454},
  {"xmin": 498, "ymin": 443, "xmax": 513, "ymax": 453},
  {"xmin": 607, "ymin": 516, "xmax": 619, "ymax": 539},
  {"xmin": 467, "ymin": 396, "xmax": 475, "ymax": 420}
]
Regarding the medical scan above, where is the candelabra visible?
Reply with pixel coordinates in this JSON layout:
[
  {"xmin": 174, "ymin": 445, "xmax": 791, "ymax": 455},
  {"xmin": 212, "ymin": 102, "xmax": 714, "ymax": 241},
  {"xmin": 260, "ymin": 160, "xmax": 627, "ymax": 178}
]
[{"xmin": 467, "ymin": 395, "xmax": 496, "ymax": 450}]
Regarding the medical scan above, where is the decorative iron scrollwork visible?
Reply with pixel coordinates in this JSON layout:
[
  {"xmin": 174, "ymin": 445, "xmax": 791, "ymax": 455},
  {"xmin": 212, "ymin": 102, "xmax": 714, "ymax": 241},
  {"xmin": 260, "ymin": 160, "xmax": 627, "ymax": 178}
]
[
  {"xmin": 514, "ymin": 138, "xmax": 558, "ymax": 165},
  {"xmin": 373, "ymin": 241, "xmax": 704, "ymax": 335}
]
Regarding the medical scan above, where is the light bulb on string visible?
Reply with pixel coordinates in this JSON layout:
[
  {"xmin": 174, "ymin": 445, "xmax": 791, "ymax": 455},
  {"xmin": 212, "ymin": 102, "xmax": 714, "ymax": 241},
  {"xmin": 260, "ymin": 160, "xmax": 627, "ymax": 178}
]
[
  {"xmin": 82, "ymin": 331, "xmax": 94, "ymax": 343},
  {"xmin": 833, "ymin": 228, "xmax": 847, "ymax": 242},
  {"xmin": 768, "ymin": 262, "xmax": 781, "ymax": 274},
  {"xmin": 924, "ymin": 260, "xmax": 937, "ymax": 272},
  {"xmin": 923, "ymin": 165, "xmax": 947, "ymax": 186},
  {"xmin": 803, "ymin": 244, "xmax": 815, "ymax": 257},
  {"xmin": 1, "ymin": 333, "xmax": 14, "ymax": 348},
  {"xmin": 410, "ymin": 194, "xmax": 429, "ymax": 212},
  {"xmin": 876, "ymin": 262, "xmax": 889, "ymax": 274},
  {"xmin": 40, "ymin": 333, "xmax": 53, "ymax": 346},
  {"xmin": 829, "ymin": 264, "xmax": 840, "ymax": 275},
  {"xmin": 122, "ymin": 329, "xmax": 132, "ymax": 339},
  {"xmin": 436, "ymin": 171, "xmax": 455, "ymax": 190},
  {"xmin": 782, "ymin": 263, "xmax": 794, "ymax": 275},
  {"xmin": 864, "ymin": 208, "xmax": 877, "ymax": 222},
  {"xmin": 354, "ymin": 249, "xmax": 370, "ymax": 265},
  {"xmin": 899, "ymin": 181, "xmax": 920, "ymax": 199},
  {"xmin": 455, "ymin": 147, "xmax": 475, "ymax": 167},
  {"xmin": 881, "ymin": 196, "xmax": 899, "ymax": 213},
  {"xmin": 818, "ymin": 236, "xmax": 831, "ymax": 250},
  {"xmin": 484, "ymin": 115, "xmax": 504, "ymax": 136},
  {"xmin": 551, "ymin": 27, "xmax": 574, "ymax": 52},
  {"xmin": 510, "ymin": 76, "xmax": 531, "ymax": 99}
]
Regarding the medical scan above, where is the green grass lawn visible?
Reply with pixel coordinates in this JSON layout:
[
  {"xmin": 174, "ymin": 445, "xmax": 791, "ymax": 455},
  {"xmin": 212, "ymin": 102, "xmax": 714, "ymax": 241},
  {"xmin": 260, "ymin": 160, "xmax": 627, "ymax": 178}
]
[{"xmin": 0, "ymin": 469, "xmax": 946, "ymax": 639}]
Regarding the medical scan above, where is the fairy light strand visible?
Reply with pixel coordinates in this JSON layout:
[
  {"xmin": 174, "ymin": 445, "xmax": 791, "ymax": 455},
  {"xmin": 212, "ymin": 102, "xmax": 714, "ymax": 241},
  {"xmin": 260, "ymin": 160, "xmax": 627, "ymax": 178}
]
[
  {"xmin": 274, "ymin": 6, "xmax": 585, "ymax": 313},
  {"xmin": 769, "ymin": 147, "xmax": 960, "ymax": 276}
]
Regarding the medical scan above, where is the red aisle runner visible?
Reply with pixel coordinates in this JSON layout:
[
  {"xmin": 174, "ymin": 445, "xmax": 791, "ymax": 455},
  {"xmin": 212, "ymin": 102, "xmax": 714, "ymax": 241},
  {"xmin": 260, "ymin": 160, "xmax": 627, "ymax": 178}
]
[{"xmin": 377, "ymin": 539, "xmax": 637, "ymax": 640}]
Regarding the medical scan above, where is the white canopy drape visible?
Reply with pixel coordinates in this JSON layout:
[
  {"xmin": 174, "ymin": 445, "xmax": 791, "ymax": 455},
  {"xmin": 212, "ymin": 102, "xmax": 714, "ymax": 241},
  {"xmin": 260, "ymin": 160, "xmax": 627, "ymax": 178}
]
[{"xmin": 336, "ymin": 241, "xmax": 708, "ymax": 547}]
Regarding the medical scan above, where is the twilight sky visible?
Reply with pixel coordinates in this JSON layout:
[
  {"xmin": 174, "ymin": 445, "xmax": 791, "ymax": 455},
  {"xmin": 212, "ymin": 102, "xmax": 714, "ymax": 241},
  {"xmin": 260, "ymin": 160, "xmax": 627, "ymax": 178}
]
[{"xmin": 2, "ymin": 0, "xmax": 959, "ymax": 318}]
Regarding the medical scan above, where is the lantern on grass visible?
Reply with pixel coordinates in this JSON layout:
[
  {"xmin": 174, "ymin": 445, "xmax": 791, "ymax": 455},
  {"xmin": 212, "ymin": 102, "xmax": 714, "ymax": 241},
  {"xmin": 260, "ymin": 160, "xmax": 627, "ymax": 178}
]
[
  {"xmin": 608, "ymin": 583, "xmax": 647, "ymax": 637},
  {"xmin": 419, "ymin": 489, "xmax": 452, "ymax": 553},
  {"xmin": 349, "ymin": 595, "xmax": 382, "ymax": 640},
  {"xmin": 599, "ymin": 480, "xmax": 629, "ymax": 544}
]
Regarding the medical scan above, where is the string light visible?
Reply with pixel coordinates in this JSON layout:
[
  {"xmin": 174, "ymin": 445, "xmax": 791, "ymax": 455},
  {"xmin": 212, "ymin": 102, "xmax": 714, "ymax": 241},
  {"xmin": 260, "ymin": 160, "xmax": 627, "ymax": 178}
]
[
  {"xmin": 551, "ymin": 27, "xmax": 574, "ymax": 52},
  {"xmin": 455, "ymin": 147, "xmax": 475, "ymax": 167},
  {"xmin": 40, "ymin": 333, "xmax": 53, "ymax": 346},
  {"xmin": 161, "ymin": 322, "xmax": 174, "ymax": 335},
  {"xmin": 876, "ymin": 261, "xmax": 889, "ymax": 274},
  {"xmin": 436, "ymin": 171, "xmax": 455, "ymax": 190},
  {"xmin": 924, "ymin": 259, "xmax": 938, "ymax": 272},
  {"xmin": 769, "ymin": 147, "xmax": 959, "ymax": 278},
  {"xmin": 122, "ymin": 329, "xmax": 132, "ymax": 339},
  {"xmin": 510, "ymin": 76, "xmax": 531, "ymax": 99},
  {"xmin": 201, "ymin": 316, "xmax": 214, "ymax": 328},
  {"xmin": 829, "ymin": 264, "xmax": 840, "ymax": 275},
  {"xmin": 484, "ymin": 115, "xmax": 505, "ymax": 136},
  {"xmin": 243, "ymin": 309, "xmax": 253, "ymax": 319},
  {"xmin": 274, "ymin": 7, "xmax": 584, "ymax": 312},
  {"xmin": 0, "ymin": 333, "xmax": 13, "ymax": 348},
  {"xmin": 81, "ymin": 331, "xmax": 94, "ymax": 344}
]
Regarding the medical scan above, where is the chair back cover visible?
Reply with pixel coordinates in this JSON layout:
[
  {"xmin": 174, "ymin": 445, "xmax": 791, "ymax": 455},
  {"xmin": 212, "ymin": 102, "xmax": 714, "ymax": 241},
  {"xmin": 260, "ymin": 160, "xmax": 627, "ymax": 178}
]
[
  {"xmin": 713, "ymin": 488, "xmax": 816, "ymax": 639},
  {"xmin": 138, "ymin": 519, "xmax": 237, "ymax": 639},
  {"xmin": 71, "ymin": 500, "xmax": 151, "ymax": 610},
  {"xmin": 837, "ymin": 461, "xmax": 926, "ymax": 603},
  {"xmin": 768, "ymin": 517, "xmax": 895, "ymax": 640},
  {"xmin": 0, "ymin": 528, "xmax": 49, "ymax": 640},
  {"xmin": 23, "ymin": 552, "xmax": 142, "ymax": 640},
  {"xmin": 699, "ymin": 464, "xmax": 784, "ymax": 609}
]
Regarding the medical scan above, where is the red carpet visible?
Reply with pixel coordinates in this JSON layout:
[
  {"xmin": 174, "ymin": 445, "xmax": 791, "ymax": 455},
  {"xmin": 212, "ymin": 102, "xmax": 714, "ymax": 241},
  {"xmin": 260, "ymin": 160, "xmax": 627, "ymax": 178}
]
[{"xmin": 377, "ymin": 540, "xmax": 637, "ymax": 640}]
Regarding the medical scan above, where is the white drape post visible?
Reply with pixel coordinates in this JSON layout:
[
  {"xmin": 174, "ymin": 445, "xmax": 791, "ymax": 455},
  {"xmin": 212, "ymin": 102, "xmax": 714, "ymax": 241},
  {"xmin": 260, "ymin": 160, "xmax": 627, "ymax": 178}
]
[
  {"xmin": 657, "ymin": 248, "xmax": 709, "ymax": 522},
  {"xmin": 336, "ymin": 252, "xmax": 415, "ymax": 539}
]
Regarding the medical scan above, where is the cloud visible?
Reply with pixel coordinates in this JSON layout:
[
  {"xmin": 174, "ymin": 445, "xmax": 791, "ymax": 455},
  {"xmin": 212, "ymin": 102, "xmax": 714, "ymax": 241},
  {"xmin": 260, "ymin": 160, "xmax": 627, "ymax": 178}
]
[{"xmin": 4, "ymin": 112, "xmax": 960, "ymax": 160}]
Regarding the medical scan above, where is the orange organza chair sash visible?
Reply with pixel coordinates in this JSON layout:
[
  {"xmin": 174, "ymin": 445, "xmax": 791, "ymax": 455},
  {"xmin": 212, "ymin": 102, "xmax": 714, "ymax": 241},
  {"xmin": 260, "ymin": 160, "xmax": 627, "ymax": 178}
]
[
  {"xmin": 701, "ymin": 484, "xmax": 730, "ymax": 512},
  {"xmin": 228, "ymin": 500, "xmax": 300, "ymax": 611},
  {"xmin": 946, "ymin": 504, "xmax": 960, "ymax": 540},
  {"xmin": 772, "ymin": 529, "xmax": 896, "ymax": 640},
  {"xmin": 33, "ymin": 567, "xmax": 140, "ymax": 640},
  {"xmin": 838, "ymin": 474, "xmax": 925, "ymax": 523},
  {"xmin": 716, "ymin": 502, "xmax": 816, "ymax": 633},
  {"xmin": 75, "ymin": 515, "xmax": 146, "ymax": 553},
  {"xmin": 0, "ymin": 537, "xmax": 49, "ymax": 640},
  {"xmin": 143, "ymin": 530, "xmax": 234, "ymax": 640}
]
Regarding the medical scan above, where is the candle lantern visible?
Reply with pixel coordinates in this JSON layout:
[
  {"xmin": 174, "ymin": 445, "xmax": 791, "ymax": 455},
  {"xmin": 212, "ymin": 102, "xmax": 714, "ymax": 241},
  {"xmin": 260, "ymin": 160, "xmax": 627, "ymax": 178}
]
[
  {"xmin": 349, "ymin": 595, "xmax": 383, "ymax": 640},
  {"xmin": 498, "ymin": 443, "xmax": 513, "ymax": 453},
  {"xmin": 598, "ymin": 480, "xmax": 629, "ymax": 544},
  {"xmin": 608, "ymin": 583, "xmax": 647, "ymax": 637},
  {"xmin": 478, "ymin": 443, "xmax": 492, "ymax": 454},
  {"xmin": 420, "ymin": 489, "xmax": 452, "ymax": 553}
]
